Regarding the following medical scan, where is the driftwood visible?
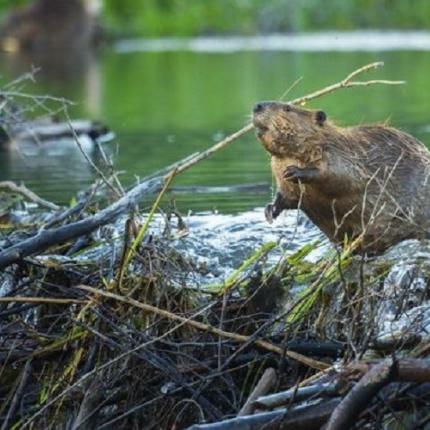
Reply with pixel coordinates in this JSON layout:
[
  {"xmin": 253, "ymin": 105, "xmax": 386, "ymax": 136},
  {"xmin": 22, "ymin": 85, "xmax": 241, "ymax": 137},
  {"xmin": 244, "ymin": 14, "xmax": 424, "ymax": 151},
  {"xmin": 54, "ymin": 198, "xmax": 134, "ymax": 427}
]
[
  {"xmin": 344, "ymin": 358, "xmax": 430, "ymax": 383},
  {"xmin": 254, "ymin": 382, "xmax": 341, "ymax": 410},
  {"xmin": 187, "ymin": 398, "xmax": 341, "ymax": 430},
  {"xmin": 0, "ymin": 180, "xmax": 59, "ymax": 210},
  {"xmin": 325, "ymin": 358, "xmax": 396, "ymax": 430},
  {"xmin": 0, "ymin": 62, "xmax": 402, "ymax": 270},
  {"xmin": 0, "ymin": 177, "xmax": 163, "ymax": 269},
  {"xmin": 238, "ymin": 367, "xmax": 277, "ymax": 416},
  {"xmin": 187, "ymin": 359, "xmax": 430, "ymax": 430},
  {"xmin": 187, "ymin": 380, "xmax": 430, "ymax": 430},
  {"xmin": 327, "ymin": 359, "xmax": 430, "ymax": 429}
]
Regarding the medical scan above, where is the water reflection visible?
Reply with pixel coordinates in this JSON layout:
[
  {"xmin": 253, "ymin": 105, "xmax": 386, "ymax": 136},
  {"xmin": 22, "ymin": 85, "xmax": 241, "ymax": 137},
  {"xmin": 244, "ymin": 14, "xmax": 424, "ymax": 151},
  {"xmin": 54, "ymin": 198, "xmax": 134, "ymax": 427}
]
[
  {"xmin": 0, "ymin": 33, "xmax": 430, "ymax": 212},
  {"xmin": 0, "ymin": 0, "xmax": 102, "ymax": 114},
  {"xmin": 1, "ymin": 141, "xmax": 96, "ymax": 202},
  {"xmin": 0, "ymin": 0, "xmax": 99, "ymax": 54}
]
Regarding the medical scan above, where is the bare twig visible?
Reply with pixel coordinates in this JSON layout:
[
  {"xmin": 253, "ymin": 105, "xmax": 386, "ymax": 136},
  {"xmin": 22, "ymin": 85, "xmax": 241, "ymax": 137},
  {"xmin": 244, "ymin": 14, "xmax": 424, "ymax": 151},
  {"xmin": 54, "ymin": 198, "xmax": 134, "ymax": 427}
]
[
  {"xmin": 176, "ymin": 61, "xmax": 403, "ymax": 177},
  {"xmin": 187, "ymin": 398, "xmax": 341, "ymax": 430},
  {"xmin": 326, "ymin": 358, "xmax": 396, "ymax": 430},
  {"xmin": 63, "ymin": 108, "xmax": 122, "ymax": 198},
  {"xmin": 0, "ymin": 180, "xmax": 60, "ymax": 210},
  {"xmin": 78, "ymin": 284, "xmax": 330, "ymax": 371},
  {"xmin": 291, "ymin": 62, "xmax": 404, "ymax": 106},
  {"xmin": 255, "ymin": 382, "xmax": 340, "ymax": 410},
  {"xmin": 1, "ymin": 91, "xmax": 74, "ymax": 104},
  {"xmin": 1, "ymin": 359, "xmax": 32, "ymax": 430},
  {"xmin": 171, "ymin": 124, "xmax": 254, "ymax": 177},
  {"xmin": 167, "ymin": 62, "xmax": 402, "ymax": 180},
  {"xmin": 0, "ymin": 297, "xmax": 88, "ymax": 305}
]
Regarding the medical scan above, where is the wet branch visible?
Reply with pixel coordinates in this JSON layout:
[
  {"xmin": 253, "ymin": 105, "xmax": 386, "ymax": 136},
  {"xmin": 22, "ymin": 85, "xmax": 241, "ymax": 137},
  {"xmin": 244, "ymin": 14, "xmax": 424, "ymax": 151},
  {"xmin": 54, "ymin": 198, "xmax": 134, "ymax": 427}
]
[
  {"xmin": 325, "ymin": 358, "xmax": 396, "ymax": 430},
  {"xmin": 187, "ymin": 358, "xmax": 430, "ymax": 430},
  {"xmin": 0, "ymin": 180, "xmax": 60, "ymax": 210},
  {"xmin": 238, "ymin": 367, "xmax": 277, "ymax": 416}
]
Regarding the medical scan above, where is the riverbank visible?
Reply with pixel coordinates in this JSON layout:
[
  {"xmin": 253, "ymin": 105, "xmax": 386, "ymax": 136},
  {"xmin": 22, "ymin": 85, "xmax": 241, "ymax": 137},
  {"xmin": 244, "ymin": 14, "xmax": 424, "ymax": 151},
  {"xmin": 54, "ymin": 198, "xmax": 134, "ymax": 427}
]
[
  {"xmin": 2, "ymin": 62, "xmax": 430, "ymax": 429},
  {"xmin": 2, "ymin": 182, "xmax": 430, "ymax": 428}
]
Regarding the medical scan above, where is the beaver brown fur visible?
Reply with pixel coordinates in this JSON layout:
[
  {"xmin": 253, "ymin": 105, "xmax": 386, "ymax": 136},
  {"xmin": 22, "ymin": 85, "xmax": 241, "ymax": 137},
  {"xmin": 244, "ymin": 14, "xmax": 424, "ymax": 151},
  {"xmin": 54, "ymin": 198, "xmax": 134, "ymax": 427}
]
[
  {"xmin": 0, "ymin": 0, "xmax": 98, "ymax": 53},
  {"xmin": 252, "ymin": 101, "xmax": 430, "ymax": 254}
]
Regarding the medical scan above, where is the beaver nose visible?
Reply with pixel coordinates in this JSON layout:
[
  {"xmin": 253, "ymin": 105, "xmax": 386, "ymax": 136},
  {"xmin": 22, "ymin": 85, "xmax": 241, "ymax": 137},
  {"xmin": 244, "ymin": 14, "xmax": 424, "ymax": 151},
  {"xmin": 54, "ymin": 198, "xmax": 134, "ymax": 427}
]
[{"xmin": 253, "ymin": 103, "xmax": 266, "ymax": 114}]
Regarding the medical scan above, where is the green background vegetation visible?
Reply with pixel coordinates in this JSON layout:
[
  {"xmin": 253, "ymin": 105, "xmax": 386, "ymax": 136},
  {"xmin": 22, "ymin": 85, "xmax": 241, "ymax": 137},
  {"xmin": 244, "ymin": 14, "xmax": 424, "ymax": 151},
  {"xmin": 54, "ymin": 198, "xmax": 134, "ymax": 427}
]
[
  {"xmin": 1, "ymin": 0, "xmax": 430, "ymax": 210},
  {"xmin": 1, "ymin": 0, "xmax": 430, "ymax": 37}
]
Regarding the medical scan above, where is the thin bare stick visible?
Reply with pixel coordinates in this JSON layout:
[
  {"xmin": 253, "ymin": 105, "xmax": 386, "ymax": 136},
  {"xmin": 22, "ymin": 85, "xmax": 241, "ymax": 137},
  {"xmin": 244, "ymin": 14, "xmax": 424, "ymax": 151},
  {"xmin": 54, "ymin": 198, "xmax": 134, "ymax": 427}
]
[
  {"xmin": 169, "ymin": 62, "xmax": 404, "ymax": 176},
  {"xmin": 171, "ymin": 124, "xmax": 254, "ymax": 177},
  {"xmin": 63, "ymin": 108, "xmax": 122, "ymax": 198},
  {"xmin": 289, "ymin": 62, "xmax": 404, "ymax": 106},
  {"xmin": 1, "ymin": 91, "xmax": 74, "ymax": 105},
  {"xmin": 20, "ymin": 301, "xmax": 218, "ymax": 429},
  {"xmin": 77, "ymin": 284, "xmax": 330, "ymax": 371},
  {"xmin": 279, "ymin": 76, "xmax": 303, "ymax": 101},
  {"xmin": 0, "ymin": 297, "xmax": 89, "ymax": 305},
  {"xmin": 0, "ymin": 181, "xmax": 60, "ymax": 210}
]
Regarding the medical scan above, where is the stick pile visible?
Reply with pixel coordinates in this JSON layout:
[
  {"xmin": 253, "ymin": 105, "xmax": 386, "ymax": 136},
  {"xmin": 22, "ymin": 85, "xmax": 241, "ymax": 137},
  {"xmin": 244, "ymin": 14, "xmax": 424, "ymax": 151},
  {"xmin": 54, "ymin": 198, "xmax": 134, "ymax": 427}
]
[{"xmin": 2, "ymin": 63, "xmax": 429, "ymax": 430}]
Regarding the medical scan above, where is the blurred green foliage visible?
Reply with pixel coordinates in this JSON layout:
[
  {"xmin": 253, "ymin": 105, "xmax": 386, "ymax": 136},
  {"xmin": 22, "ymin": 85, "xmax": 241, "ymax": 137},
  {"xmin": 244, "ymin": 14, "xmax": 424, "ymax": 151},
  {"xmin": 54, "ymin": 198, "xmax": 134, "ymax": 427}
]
[
  {"xmin": 1, "ymin": 0, "xmax": 430, "ymax": 36},
  {"xmin": 102, "ymin": 0, "xmax": 430, "ymax": 36}
]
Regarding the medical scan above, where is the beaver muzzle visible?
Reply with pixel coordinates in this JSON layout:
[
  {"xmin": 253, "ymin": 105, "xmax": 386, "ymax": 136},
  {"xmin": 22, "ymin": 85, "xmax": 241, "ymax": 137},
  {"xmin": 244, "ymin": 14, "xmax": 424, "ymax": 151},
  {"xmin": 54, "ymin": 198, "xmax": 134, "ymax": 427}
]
[{"xmin": 252, "ymin": 102, "xmax": 271, "ymax": 136}]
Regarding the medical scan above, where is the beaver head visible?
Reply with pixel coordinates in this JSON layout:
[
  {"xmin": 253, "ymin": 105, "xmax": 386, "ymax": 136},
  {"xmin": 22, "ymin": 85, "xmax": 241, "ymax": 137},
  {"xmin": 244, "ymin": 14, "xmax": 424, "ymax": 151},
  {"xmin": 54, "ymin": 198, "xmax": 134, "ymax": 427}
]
[{"xmin": 252, "ymin": 101, "xmax": 327, "ymax": 159}]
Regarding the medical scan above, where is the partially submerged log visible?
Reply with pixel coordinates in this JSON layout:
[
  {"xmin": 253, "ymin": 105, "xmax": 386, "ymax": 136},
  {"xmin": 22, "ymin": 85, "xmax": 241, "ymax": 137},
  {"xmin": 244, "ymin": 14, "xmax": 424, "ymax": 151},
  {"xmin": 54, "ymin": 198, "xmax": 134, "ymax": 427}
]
[{"xmin": 0, "ymin": 176, "xmax": 163, "ymax": 269}]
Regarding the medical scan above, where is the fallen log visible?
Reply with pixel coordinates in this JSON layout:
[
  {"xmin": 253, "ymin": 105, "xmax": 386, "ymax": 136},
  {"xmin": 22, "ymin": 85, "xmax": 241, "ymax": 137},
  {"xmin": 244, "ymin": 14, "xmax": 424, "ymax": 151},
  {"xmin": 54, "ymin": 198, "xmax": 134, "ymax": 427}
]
[
  {"xmin": 0, "ymin": 177, "xmax": 163, "ymax": 269},
  {"xmin": 187, "ymin": 359, "xmax": 430, "ymax": 430},
  {"xmin": 186, "ymin": 398, "xmax": 341, "ymax": 430},
  {"xmin": 325, "ymin": 358, "xmax": 396, "ymax": 430},
  {"xmin": 254, "ymin": 382, "xmax": 341, "ymax": 410}
]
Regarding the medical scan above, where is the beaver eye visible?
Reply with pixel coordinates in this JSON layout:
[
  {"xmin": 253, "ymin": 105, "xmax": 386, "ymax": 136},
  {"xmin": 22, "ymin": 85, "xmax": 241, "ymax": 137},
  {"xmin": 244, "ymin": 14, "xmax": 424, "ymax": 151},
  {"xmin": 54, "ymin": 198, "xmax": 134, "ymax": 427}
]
[{"xmin": 284, "ymin": 105, "xmax": 292, "ymax": 112}]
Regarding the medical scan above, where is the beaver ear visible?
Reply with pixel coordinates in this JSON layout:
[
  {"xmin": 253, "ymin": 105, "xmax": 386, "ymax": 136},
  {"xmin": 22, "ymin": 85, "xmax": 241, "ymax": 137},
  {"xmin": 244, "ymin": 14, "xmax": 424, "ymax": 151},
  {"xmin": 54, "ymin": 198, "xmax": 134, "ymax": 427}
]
[{"xmin": 315, "ymin": 110, "xmax": 327, "ymax": 126}]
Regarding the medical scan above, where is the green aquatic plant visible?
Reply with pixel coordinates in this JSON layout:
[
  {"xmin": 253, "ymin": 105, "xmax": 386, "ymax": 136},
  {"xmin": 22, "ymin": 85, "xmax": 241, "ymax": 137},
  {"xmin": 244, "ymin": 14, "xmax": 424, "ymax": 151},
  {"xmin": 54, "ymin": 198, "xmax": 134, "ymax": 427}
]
[
  {"xmin": 286, "ymin": 235, "xmax": 362, "ymax": 324},
  {"xmin": 204, "ymin": 240, "xmax": 277, "ymax": 294}
]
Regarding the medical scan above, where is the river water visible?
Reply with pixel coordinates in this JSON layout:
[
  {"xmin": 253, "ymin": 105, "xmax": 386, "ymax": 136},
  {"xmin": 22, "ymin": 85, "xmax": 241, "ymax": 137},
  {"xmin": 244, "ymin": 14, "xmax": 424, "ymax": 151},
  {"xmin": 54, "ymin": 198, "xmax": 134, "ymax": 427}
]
[{"xmin": 1, "ymin": 31, "xmax": 430, "ymax": 214}]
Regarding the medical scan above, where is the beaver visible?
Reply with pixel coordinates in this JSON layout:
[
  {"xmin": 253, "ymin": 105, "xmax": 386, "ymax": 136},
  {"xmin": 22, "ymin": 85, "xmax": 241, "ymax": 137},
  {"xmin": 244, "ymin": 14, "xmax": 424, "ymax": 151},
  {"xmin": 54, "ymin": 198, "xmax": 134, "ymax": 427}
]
[
  {"xmin": 252, "ymin": 101, "xmax": 430, "ymax": 254},
  {"xmin": 0, "ymin": 0, "xmax": 100, "ymax": 53}
]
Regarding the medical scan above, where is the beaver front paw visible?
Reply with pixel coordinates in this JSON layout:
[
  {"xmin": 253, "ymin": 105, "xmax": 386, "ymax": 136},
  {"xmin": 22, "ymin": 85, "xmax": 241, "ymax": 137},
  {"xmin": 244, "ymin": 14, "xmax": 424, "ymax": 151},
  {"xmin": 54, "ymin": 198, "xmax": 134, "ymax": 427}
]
[
  {"xmin": 264, "ymin": 203, "xmax": 276, "ymax": 224},
  {"xmin": 283, "ymin": 166, "xmax": 320, "ymax": 183},
  {"xmin": 264, "ymin": 191, "xmax": 291, "ymax": 223},
  {"xmin": 283, "ymin": 166, "xmax": 302, "ymax": 183}
]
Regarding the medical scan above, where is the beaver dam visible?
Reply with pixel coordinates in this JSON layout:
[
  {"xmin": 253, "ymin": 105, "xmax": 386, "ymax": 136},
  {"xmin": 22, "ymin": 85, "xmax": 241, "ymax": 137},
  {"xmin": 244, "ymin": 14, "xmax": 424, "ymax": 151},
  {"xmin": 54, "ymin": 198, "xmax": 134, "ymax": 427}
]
[{"xmin": 2, "ymin": 63, "xmax": 430, "ymax": 430}]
